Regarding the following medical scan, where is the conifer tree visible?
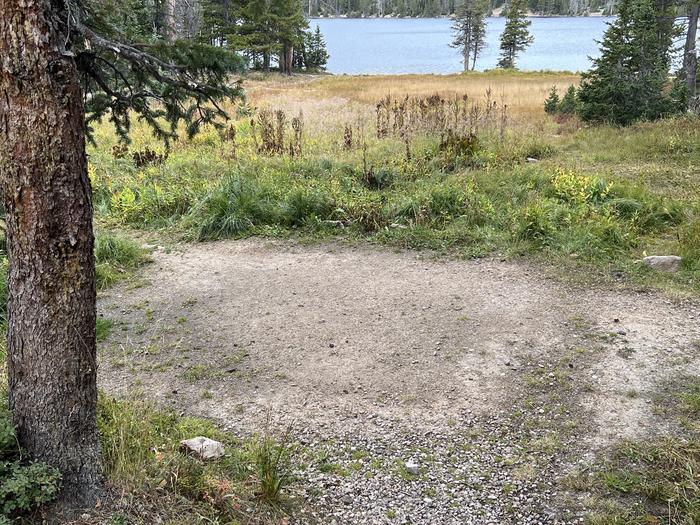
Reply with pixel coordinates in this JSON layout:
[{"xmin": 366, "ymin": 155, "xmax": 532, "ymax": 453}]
[
  {"xmin": 576, "ymin": 0, "xmax": 680, "ymax": 124},
  {"xmin": 305, "ymin": 24, "xmax": 331, "ymax": 71},
  {"xmin": 271, "ymin": 0, "xmax": 308, "ymax": 75},
  {"xmin": 497, "ymin": 0, "xmax": 533, "ymax": 69},
  {"xmin": 543, "ymin": 85, "xmax": 560, "ymax": 114},
  {"xmin": 0, "ymin": 0, "xmax": 243, "ymax": 507},
  {"xmin": 450, "ymin": 0, "xmax": 488, "ymax": 71}
]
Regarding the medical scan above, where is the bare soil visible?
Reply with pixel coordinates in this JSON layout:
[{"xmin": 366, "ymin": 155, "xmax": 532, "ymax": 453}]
[{"xmin": 98, "ymin": 239, "xmax": 700, "ymax": 449}]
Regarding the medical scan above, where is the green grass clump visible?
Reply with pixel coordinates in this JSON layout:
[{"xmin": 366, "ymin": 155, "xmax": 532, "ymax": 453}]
[
  {"xmin": 94, "ymin": 233, "xmax": 149, "ymax": 289},
  {"xmin": 188, "ymin": 175, "xmax": 279, "ymax": 240},
  {"xmin": 96, "ymin": 317, "xmax": 114, "ymax": 343}
]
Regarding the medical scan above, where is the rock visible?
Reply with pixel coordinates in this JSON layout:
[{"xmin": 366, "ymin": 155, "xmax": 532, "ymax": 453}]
[
  {"xmin": 526, "ymin": 157, "xmax": 539, "ymax": 163},
  {"xmin": 405, "ymin": 459, "xmax": 420, "ymax": 475},
  {"xmin": 642, "ymin": 255, "xmax": 682, "ymax": 273},
  {"xmin": 180, "ymin": 436, "xmax": 225, "ymax": 460}
]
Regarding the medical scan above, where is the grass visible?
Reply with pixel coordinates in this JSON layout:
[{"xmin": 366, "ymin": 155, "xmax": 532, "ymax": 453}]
[
  {"xmin": 4, "ymin": 70, "xmax": 696, "ymax": 522},
  {"xmin": 94, "ymin": 232, "xmax": 150, "ymax": 289},
  {"xmin": 0, "ymin": 382, "xmax": 294, "ymax": 523},
  {"xmin": 84, "ymin": 72, "xmax": 700, "ymax": 296},
  {"xmin": 95, "ymin": 395, "xmax": 294, "ymax": 522},
  {"xmin": 584, "ymin": 381, "xmax": 700, "ymax": 524}
]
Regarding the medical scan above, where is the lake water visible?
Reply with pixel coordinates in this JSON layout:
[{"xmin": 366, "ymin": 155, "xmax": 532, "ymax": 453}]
[{"xmin": 312, "ymin": 17, "xmax": 612, "ymax": 74}]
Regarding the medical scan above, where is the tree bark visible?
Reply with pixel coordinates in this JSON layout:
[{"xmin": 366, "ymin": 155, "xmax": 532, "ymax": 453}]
[
  {"xmin": 684, "ymin": 3, "xmax": 700, "ymax": 111},
  {"xmin": 163, "ymin": 0, "xmax": 178, "ymax": 40},
  {"xmin": 282, "ymin": 45, "xmax": 294, "ymax": 76},
  {"xmin": 0, "ymin": 0, "xmax": 103, "ymax": 507}
]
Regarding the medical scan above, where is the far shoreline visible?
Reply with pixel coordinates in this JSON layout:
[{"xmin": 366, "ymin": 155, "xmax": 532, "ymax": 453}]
[{"xmin": 308, "ymin": 13, "xmax": 614, "ymax": 20}]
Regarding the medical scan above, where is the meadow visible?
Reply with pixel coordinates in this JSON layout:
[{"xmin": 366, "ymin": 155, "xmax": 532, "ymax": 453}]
[{"xmin": 89, "ymin": 72, "xmax": 700, "ymax": 294}]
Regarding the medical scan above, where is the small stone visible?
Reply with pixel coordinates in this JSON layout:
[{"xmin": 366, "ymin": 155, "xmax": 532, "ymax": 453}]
[
  {"xmin": 180, "ymin": 436, "xmax": 225, "ymax": 460},
  {"xmin": 642, "ymin": 255, "xmax": 682, "ymax": 273},
  {"xmin": 526, "ymin": 157, "xmax": 539, "ymax": 163},
  {"xmin": 405, "ymin": 459, "xmax": 420, "ymax": 475}
]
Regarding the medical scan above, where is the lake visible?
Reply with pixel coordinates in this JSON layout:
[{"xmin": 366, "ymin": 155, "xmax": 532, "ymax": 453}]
[{"xmin": 312, "ymin": 17, "xmax": 612, "ymax": 75}]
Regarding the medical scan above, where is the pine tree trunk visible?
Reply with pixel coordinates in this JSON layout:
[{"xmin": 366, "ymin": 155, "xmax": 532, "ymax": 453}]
[
  {"xmin": 163, "ymin": 0, "xmax": 178, "ymax": 40},
  {"xmin": 283, "ymin": 45, "xmax": 294, "ymax": 75},
  {"xmin": 684, "ymin": 4, "xmax": 700, "ymax": 111},
  {"xmin": 263, "ymin": 52, "xmax": 271, "ymax": 72},
  {"xmin": 0, "ymin": 0, "xmax": 103, "ymax": 507}
]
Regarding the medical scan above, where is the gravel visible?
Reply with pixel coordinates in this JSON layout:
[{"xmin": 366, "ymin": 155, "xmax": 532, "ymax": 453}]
[{"xmin": 288, "ymin": 410, "xmax": 586, "ymax": 525}]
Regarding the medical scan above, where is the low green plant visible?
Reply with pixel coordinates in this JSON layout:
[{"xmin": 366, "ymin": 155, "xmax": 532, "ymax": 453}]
[
  {"xmin": 543, "ymin": 85, "xmax": 560, "ymax": 114},
  {"xmin": 281, "ymin": 187, "xmax": 335, "ymax": 227},
  {"xmin": 0, "ymin": 403, "xmax": 61, "ymax": 522},
  {"xmin": 96, "ymin": 317, "xmax": 114, "ymax": 343},
  {"xmin": 188, "ymin": 175, "xmax": 278, "ymax": 240}
]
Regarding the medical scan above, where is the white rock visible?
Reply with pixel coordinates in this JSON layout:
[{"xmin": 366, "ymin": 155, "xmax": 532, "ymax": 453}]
[
  {"xmin": 642, "ymin": 255, "xmax": 682, "ymax": 273},
  {"xmin": 405, "ymin": 459, "xmax": 420, "ymax": 475},
  {"xmin": 180, "ymin": 436, "xmax": 225, "ymax": 460}
]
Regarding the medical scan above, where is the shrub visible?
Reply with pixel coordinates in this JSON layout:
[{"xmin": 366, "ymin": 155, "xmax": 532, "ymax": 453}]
[{"xmin": 0, "ymin": 405, "xmax": 61, "ymax": 522}]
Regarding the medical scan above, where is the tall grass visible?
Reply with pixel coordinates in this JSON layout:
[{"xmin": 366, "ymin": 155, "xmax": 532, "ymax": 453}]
[{"xmin": 97, "ymin": 395, "xmax": 291, "ymax": 520}]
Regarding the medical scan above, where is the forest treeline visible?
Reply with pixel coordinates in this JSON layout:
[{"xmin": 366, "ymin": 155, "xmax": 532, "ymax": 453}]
[
  {"xmin": 307, "ymin": 0, "xmax": 617, "ymax": 18},
  {"xmin": 107, "ymin": 0, "xmax": 329, "ymax": 73}
]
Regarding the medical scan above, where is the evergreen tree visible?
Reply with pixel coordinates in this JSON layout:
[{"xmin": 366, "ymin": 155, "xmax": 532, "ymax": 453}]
[
  {"xmin": 497, "ymin": 0, "xmax": 533, "ymax": 69},
  {"xmin": 558, "ymin": 85, "xmax": 578, "ymax": 114},
  {"xmin": 576, "ymin": 0, "xmax": 680, "ymax": 124},
  {"xmin": 450, "ymin": 0, "xmax": 488, "ymax": 71},
  {"xmin": 271, "ymin": 0, "xmax": 309, "ymax": 75},
  {"xmin": 0, "ymin": 0, "xmax": 242, "ymax": 506},
  {"xmin": 304, "ymin": 25, "xmax": 331, "ymax": 71},
  {"xmin": 543, "ymin": 85, "xmax": 560, "ymax": 113},
  {"xmin": 234, "ymin": 0, "xmax": 278, "ymax": 71}
]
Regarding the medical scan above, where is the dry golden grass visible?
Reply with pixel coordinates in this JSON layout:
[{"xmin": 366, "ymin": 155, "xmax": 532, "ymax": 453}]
[{"xmin": 244, "ymin": 71, "xmax": 580, "ymax": 119}]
